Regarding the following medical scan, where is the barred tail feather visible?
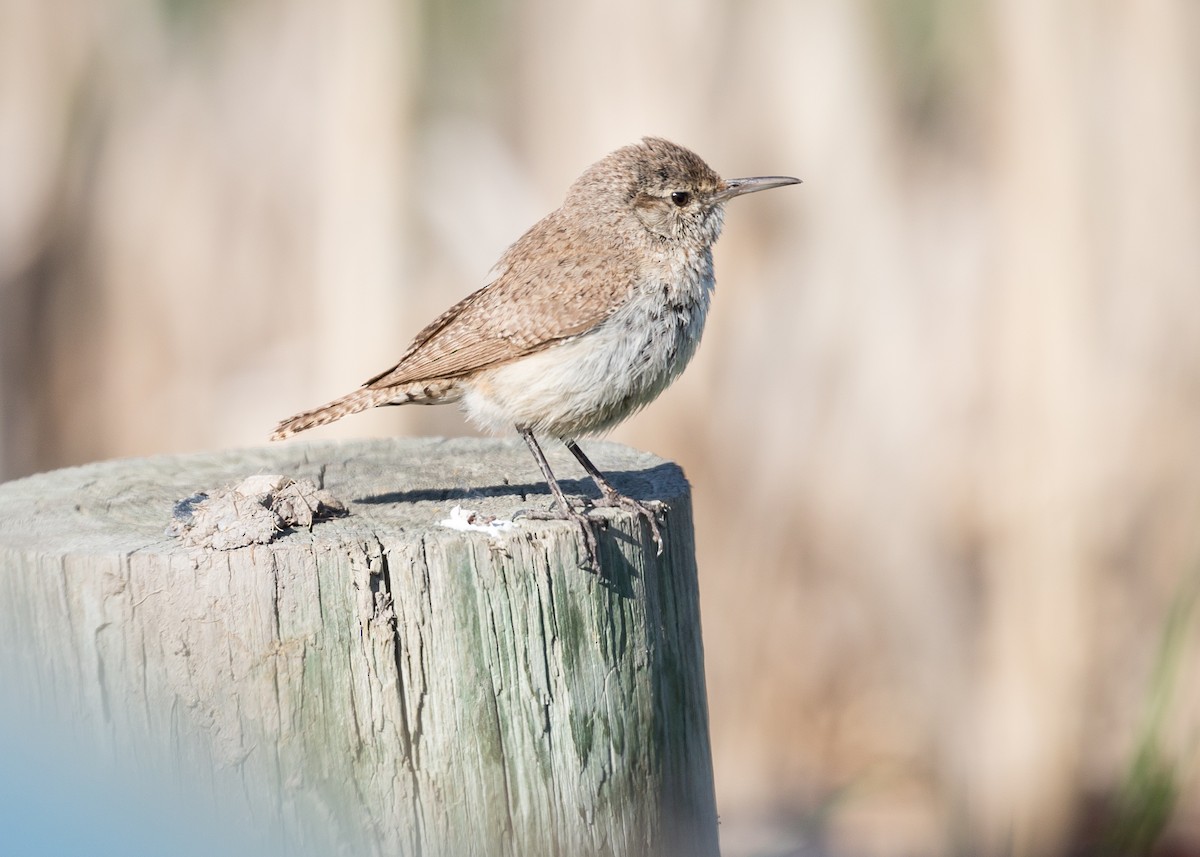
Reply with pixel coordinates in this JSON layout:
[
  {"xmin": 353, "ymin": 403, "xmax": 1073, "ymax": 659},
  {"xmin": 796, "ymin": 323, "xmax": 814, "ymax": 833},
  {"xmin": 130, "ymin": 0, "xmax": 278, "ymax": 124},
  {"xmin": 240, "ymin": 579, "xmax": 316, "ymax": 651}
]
[
  {"xmin": 270, "ymin": 388, "xmax": 396, "ymax": 440},
  {"xmin": 270, "ymin": 379, "xmax": 462, "ymax": 440}
]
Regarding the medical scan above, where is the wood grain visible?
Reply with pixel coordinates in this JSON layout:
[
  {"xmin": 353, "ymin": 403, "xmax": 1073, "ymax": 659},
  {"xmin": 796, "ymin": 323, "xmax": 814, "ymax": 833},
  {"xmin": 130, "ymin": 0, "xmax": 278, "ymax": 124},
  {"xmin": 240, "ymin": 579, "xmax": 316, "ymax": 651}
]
[{"xmin": 0, "ymin": 438, "xmax": 717, "ymax": 857}]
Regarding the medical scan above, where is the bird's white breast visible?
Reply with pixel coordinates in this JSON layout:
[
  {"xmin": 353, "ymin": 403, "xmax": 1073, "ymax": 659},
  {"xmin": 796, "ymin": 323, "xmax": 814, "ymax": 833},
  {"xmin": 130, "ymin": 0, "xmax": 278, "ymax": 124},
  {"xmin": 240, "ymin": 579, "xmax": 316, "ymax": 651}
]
[{"xmin": 462, "ymin": 248, "xmax": 715, "ymax": 439}]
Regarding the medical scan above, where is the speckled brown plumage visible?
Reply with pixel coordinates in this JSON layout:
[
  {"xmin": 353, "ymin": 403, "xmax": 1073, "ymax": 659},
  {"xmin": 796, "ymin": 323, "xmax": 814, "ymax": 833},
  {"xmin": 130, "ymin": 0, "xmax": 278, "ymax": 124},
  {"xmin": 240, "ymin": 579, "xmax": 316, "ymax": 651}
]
[{"xmin": 271, "ymin": 137, "xmax": 800, "ymax": 570}]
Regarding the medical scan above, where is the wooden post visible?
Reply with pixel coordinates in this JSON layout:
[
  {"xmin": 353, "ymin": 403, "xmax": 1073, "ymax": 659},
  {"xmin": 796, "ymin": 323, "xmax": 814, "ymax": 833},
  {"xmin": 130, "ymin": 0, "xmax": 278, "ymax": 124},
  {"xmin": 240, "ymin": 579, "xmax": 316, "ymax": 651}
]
[{"xmin": 0, "ymin": 438, "xmax": 718, "ymax": 857}]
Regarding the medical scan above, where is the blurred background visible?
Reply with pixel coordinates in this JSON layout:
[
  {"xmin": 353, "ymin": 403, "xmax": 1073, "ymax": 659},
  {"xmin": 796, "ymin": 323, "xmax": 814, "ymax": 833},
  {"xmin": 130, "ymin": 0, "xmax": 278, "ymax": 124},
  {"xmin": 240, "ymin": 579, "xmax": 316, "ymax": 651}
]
[{"xmin": 3, "ymin": 0, "xmax": 1199, "ymax": 854}]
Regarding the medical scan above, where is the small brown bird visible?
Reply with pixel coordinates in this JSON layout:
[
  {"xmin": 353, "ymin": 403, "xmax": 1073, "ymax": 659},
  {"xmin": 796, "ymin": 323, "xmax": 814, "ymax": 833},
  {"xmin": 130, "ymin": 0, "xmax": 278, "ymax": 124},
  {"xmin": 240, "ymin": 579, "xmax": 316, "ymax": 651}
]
[{"xmin": 272, "ymin": 137, "xmax": 799, "ymax": 568}]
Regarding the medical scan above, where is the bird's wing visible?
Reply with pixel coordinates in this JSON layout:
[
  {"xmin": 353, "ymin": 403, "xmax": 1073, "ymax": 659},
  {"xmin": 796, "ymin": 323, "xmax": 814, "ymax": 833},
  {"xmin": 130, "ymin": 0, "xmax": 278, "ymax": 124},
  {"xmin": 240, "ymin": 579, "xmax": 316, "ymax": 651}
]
[{"xmin": 363, "ymin": 213, "xmax": 638, "ymax": 389}]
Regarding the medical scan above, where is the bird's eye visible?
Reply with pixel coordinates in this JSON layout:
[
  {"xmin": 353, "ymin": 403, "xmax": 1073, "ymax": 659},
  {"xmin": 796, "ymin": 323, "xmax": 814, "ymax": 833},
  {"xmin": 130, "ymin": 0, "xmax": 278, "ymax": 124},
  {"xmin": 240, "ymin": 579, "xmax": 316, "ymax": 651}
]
[{"xmin": 670, "ymin": 191, "xmax": 691, "ymax": 207}]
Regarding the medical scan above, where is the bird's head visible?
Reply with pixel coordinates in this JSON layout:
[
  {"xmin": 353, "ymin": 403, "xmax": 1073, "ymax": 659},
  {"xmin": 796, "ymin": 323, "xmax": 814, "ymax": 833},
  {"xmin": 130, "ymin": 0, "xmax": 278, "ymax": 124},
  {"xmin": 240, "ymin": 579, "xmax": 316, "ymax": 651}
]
[{"xmin": 566, "ymin": 137, "xmax": 800, "ymax": 248}]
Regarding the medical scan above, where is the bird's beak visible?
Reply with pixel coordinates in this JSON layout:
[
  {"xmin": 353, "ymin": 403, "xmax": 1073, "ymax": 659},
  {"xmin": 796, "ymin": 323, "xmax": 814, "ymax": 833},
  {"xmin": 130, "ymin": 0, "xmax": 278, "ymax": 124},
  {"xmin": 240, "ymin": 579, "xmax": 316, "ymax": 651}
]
[{"xmin": 716, "ymin": 175, "xmax": 802, "ymax": 202}]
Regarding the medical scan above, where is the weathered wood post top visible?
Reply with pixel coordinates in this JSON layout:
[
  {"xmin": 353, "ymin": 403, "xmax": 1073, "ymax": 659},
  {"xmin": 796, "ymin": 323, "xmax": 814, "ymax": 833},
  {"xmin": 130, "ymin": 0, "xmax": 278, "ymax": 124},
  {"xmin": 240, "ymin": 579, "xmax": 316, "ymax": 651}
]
[{"xmin": 0, "ymin": 437, "xmax": 718, "ymax": 857}]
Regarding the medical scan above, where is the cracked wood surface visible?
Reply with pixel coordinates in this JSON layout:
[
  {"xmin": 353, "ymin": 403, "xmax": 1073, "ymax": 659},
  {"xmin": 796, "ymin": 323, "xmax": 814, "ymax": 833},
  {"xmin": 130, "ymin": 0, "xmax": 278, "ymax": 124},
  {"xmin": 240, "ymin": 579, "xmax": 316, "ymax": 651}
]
[{"xmin": 0, "ymin": 437, "xmax": 717, "ymax": 857}]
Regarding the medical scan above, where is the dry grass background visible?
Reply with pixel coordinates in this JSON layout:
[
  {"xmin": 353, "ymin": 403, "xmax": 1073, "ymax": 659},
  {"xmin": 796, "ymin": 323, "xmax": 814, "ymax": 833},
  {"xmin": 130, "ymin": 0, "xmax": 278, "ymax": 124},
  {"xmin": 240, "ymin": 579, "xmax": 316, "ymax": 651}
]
[{"xmin": 2, "ymin": 1, "xmax": 1199, "ymax": 855}]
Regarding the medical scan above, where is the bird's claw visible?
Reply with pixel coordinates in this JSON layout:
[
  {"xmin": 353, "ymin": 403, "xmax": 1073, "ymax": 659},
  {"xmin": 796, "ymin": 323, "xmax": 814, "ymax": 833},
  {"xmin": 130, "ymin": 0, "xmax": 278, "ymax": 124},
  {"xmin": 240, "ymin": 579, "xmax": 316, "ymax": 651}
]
[
  {"xmin": 514, "ymin": 494, "xmax": 666, "ymax": 571},
  {"xmin": 514, "ymin": 503, "xmax": 602, "ymax": 573},
  {"xmin": 591, "ymin": 493, "xmax": 666, "ymax": 556}
]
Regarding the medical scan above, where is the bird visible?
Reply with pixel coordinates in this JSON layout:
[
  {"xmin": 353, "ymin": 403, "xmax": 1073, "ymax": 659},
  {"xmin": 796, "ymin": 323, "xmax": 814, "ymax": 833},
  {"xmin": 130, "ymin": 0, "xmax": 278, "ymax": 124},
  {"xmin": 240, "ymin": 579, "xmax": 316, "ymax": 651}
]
[{"xmin": 271, "ymin": 137, "xmax": 800, "ymax": 570}]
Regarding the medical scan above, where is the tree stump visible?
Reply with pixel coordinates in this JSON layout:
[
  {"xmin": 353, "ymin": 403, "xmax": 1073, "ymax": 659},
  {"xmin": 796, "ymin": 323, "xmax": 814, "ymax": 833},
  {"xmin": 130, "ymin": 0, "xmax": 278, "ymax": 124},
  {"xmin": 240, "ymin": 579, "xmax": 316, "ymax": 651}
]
[{"xmin": 0, "ymin": 437, "xmax": 718, "ymax": 857}]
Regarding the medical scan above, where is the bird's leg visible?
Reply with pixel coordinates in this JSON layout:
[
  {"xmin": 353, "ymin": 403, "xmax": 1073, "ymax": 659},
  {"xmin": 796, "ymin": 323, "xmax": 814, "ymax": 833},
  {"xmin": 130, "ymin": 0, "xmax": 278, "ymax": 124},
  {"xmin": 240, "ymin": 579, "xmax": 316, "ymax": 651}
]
[
  {"xmin": 563, "ymin": 439, "xmax": 665, "ymax": 555},
  {"xmin": 516, "ymin": 428, "xmax": 601, "ymax": 572}
]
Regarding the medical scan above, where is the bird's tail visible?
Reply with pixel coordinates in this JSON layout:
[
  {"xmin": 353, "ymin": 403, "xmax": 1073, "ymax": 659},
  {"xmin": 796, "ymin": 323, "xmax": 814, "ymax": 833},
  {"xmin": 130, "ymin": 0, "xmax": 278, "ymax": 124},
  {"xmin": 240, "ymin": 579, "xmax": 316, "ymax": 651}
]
[
  {"xmin": 270, "ymin": 379, "xmax": 462, "ymax": 441},
  {"xmin": 270, "ymin": 387, "xmax": 398, "ymax": 440}
]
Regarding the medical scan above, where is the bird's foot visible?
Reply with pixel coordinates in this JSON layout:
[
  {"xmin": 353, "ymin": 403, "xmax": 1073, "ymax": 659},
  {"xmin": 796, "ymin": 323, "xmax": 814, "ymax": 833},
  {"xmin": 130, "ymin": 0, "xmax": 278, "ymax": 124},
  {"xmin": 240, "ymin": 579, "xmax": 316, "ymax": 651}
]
[
  {"xmin": 515, "ymin": 493, "xmax": 667, "ymax": 571},
  {"xmin": 590, "ymin": 491, "xmax": 666, "ymax": 556},
  {"xmin": 514, "ymin": 502, "xmax": 602, "ymax": 574}
]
